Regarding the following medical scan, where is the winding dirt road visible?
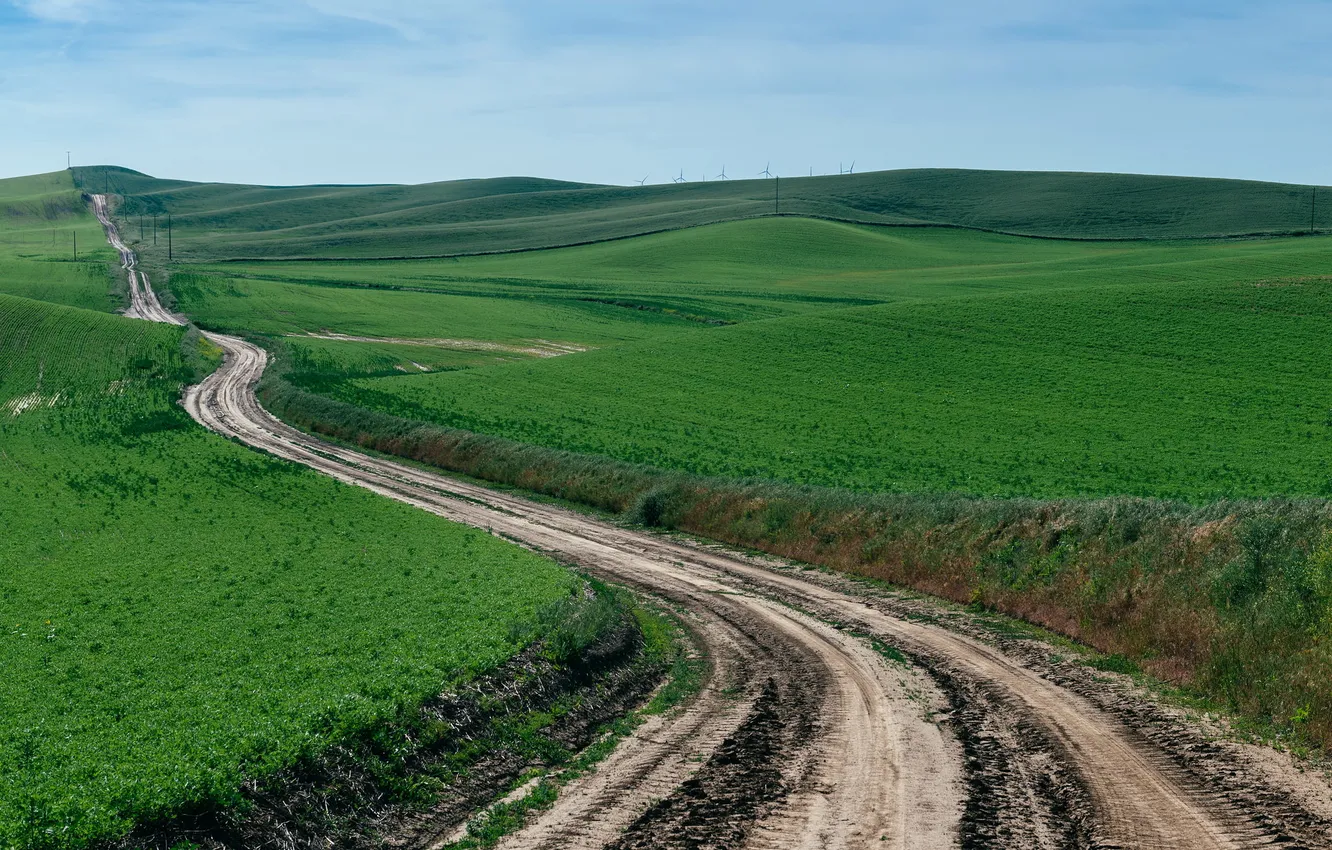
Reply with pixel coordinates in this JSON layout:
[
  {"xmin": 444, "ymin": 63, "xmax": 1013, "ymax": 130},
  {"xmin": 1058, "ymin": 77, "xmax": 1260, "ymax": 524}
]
[
  {"xmin": 92, "ymin": 194, "xmax": 185, "ymax": 327},
  {"xmin": 93, "ymin": 195, "xmax": 1329, "ymax": 849}
]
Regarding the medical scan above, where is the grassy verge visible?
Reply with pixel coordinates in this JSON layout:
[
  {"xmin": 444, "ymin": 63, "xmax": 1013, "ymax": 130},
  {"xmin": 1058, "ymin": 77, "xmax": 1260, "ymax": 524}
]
[
  {"xmin": 260, "ymin": 368, "xmax": 1332, "ymax": 752},
  {"xmin": 447, "ymin": 603, "xmax": 703, "ymax": 848},
  {"xmin": 117, "ymin": 581, "xmax": 672, "ymax": 849}
]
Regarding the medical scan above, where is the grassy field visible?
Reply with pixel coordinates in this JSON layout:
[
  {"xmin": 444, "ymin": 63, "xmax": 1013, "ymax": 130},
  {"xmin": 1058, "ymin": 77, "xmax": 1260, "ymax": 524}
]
[
  {"xmin": 209, "ymin": 215, "xmax": 1332, "ymax": 502},
  {"xmin": 80, "ymin": 164, "xmax": 1330, "ymax": 260},
  {"xmin": 0, "ymin": 294, "xmax": 578, "ymax": 848},
  {"xmin": 172, "ymin": 215, "xmax": 1332, "ymax": 340},
  {"xmin": 282, "ymin": 335, "xmax": 536, "ymax": 380},
  {"xmin": 0, "ymin": 171, "xmax": 120, "ymax": 311},
  {"xmin": 168, "ymin": 268, "xmax": 696, "ymax": 342}
]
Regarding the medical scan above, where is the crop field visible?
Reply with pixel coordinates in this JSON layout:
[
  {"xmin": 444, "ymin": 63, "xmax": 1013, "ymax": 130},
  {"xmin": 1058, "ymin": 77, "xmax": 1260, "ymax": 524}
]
[
  {"xmin": 180, "ymin": 216, "xmax": 1332, "ymax": 330},
  {"xmin": 282, "ymin": 334, "xmax": 536, "ymax": 380},
  {"xmin": 0, "ymin": 171, "xmax": 118, "ymax": 311},
  {"xmin": 0, "ymin": 294, "xmax": 576, "ymax": 848},
  {"xmin": 84, "ymin": 164, "xmax": 1330, "ymax": 261},
  {"xmin": 194, "ymin": 213, "xmax": 1332, "ymax": 501},
  {"xmin": 316, "ymin": 275, "xmax": 1332, "ymax": 500}
]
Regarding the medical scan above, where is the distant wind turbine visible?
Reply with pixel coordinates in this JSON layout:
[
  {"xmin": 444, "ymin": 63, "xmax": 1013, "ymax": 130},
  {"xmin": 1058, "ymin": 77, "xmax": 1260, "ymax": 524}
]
[
  {"xmin": 759, "ymin": 162, "xmax": 774, "ymax": 178},
  {"xmin": 673, "ymin": 169, "xmax": 686, "ymax": 184},
  {"xmin": 716, "ymin": 165, "xmax": 728, "ymax": 180},
  {"xmin": 848, "ymin": 160, "xmax": 855, "ymax": 174},
  {"xmin": 636, "ymin": 175, "xmax": 649, "ymax": 186}
]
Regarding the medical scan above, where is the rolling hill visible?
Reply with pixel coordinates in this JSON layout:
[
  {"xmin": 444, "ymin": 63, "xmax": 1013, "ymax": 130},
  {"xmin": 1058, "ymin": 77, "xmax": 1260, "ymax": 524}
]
[{"xmin": 73, "ymin": 164, "xmax": 1331, "ymax": 260}]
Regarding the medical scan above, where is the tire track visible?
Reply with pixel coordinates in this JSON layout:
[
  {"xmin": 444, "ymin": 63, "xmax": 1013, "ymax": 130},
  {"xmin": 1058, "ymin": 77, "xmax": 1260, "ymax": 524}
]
[{"xmin": 92, "ymin": 196, "xmax": 1301, "ymax": 849}]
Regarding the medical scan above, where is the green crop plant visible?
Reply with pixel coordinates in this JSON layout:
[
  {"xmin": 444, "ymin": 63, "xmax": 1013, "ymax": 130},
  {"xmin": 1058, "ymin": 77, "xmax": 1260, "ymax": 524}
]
[
  {"xmin": 0, "ymin": 294, "xmax": 578, "ymax": 849},
  {"xmin": 0, "ymin": 171, "xmax": 119, "ymax": 311},
  {"xmin": 294, "ymin": 239, "xmax": 1332, "ymax": 502}
]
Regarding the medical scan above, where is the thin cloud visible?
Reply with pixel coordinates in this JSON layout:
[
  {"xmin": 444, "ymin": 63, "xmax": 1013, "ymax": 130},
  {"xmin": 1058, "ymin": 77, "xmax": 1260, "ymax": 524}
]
[
  {"xmin": 9, "ymin": 0, "xmax": 106, "ymax": 22},
  {"xmin": 1, "ymin": 1, "xmax": 1330, "ymax": 186}
]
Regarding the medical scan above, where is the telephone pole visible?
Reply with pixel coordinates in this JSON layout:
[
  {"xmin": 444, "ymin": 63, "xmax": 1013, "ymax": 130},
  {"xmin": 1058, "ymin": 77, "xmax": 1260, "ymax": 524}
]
[
  {"xmin": 775, "ymin": 175, "xmax": 780, "ymax": 214},
  {"xmin": 73, "ymin": 231, "xmax": 77, "ymax": 261},
  {"xmin": 168, "ymin": 214, "xmax": 172, "ymax": 261},
  {"xmin": 1313, "ymin": 187, "xmax": 1318, "ymax": 233},
  {"xmin": 153, "ymin": 214, "xmax": 157, "ymax": 246}
]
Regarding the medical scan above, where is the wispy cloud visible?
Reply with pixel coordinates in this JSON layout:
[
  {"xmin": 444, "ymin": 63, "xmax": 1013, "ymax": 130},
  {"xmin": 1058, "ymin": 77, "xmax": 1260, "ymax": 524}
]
[
  {"xmin": 2, "ymin": 0, "xmax": 1330, "ymax": 186},
  {"xmin": 10, "ymin": 0, "xmax": 106, "ymax": 22}
]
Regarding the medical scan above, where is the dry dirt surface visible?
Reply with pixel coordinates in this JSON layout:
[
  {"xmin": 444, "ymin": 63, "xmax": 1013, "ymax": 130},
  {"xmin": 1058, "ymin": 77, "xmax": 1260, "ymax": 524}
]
[
  {"xmin": 96, "ymin": 204, "xmax": 1332, "ymax": 849},
  {"xmin": 290, "ymin": 332, "xmax": 587, "ymax": 357},
  {"xmin": 92, "ymin": 194, "xmax": 186, "ymax": 327}
]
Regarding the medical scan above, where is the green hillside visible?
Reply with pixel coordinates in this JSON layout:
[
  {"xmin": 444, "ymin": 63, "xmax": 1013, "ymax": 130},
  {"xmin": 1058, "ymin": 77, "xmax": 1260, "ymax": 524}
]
[
  {"xmin": 78, "ymin": 165, "xmax": 1330, "ymax": 261},
  {"xmin": 0, "ymin": 294, "xmax": 574, "ymax": 848},
  {"xmin": 0, "ymin": 171, "xmax": 118, "ymax": 311},
  {"xmin": 188, "ymin": 217, "xmax": 1332, "ymax": 329},
  {"xmin": 247, "ymin": 218, "xmax": 1332, "ymax": 501}
]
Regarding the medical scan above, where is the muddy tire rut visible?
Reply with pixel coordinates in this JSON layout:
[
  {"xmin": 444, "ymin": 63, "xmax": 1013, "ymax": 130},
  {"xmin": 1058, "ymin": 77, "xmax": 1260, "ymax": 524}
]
[{"xmin": 93, "ymin": 199, "xmax": 1332, "ymax": 850}]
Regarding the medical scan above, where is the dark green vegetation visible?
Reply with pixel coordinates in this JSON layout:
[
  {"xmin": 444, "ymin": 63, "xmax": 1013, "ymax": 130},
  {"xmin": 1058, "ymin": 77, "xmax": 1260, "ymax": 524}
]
[
  {"xmin": 0, "ymin": 171, "xmax": 119, "ymax": 311},
  {"xmin": 0, "ymin": 294, "xmax": 582, "ymax": 848},
  {"xmin": 78, "ymin": 164, "xmax": 1329, "ymax": 260}
]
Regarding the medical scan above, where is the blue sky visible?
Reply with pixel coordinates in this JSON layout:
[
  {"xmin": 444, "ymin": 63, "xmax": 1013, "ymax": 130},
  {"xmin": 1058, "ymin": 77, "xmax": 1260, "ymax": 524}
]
[{"xmin": 2, "ymin": 0, "xmax": 1330, "ymax": 186}]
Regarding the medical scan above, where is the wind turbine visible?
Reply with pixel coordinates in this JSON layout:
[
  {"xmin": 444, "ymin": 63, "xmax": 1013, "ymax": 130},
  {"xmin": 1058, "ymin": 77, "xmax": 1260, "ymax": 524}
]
[
  {"xmin": 636, "ymin": 175, "xmax": 649, "ymax": 186},
  {"xmin": 716, "ymin": 165, "xmax": 728, "ymax": 180},
  {"xmin": 848, "ymin": 160, "xmax": 855, "ymax": 174},
  {"xmin": 759, "ymin": 162, "xmax": 774, "ymax": 178},
  {"xmin": 673, "ymin": 169, "xmax": 686, "ymax": 184}
]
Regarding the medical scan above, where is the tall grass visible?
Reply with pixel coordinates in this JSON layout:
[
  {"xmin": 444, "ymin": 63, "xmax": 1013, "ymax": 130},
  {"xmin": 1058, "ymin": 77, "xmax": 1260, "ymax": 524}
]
[{"xmin": 262, "ymin": 368, "xmax": 1332, "ymax": 750}]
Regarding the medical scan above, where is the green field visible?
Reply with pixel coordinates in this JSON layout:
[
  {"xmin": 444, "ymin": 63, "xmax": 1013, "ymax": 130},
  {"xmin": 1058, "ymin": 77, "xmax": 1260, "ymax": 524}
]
[
  {"xmin": 0, "ymin": 171, "xmax": 119, "ymax": 311},
  {"xmin": 169, "ymin": 268, "xmax": 695, "ymax": 342},
  {"xmin": 181, "ymin": 214, "xmax": 1332, "ymax": 502},
  {"xmin": 186, "ymin": 216, "xmax": 1332, "ymax": 325},
  {"xmin": 79, "ymin": 164, "xmax": 1330, "ymax": 261},
  {"xmin": 8, "ymin": 162, "xmax": 1331, "ymax": 846},
  {"xmin": 317, "ymin": 276, "xmax": 1332, "ymax": 500},
  {"xmin": 0, "ymin": 294, "xmax": 576, "ymax": 848}
]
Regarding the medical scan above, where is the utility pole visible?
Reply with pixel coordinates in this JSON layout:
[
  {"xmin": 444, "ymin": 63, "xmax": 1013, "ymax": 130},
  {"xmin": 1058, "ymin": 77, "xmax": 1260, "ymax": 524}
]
[
  {"xmin": 66, "ymin": 151, "xmax": 70, "ymax": 170},
  {"xmin": 104, "ymin": 169, "xmax": 108, "ymax": 196},
  {"xmin": 73, "ymin": 231, "xmax": 77, "ymax": 261},
  {"xmin": 140, "ymin": 217, "xmax": 144, "ymax": 241},
  {"xmin": 153, "ymin": 214, "xmax": 157, "ymax": 246},
  {"xmin": 1313, "ymin": 187, "xmax": 1318, "ymax": 233},
  {"xmin": 168, "ymin": 214, "xmax": 172, "ymax": 261},
  {"xmin": 775, "ymin": 175, "xmax": 780, "ymax": 214}
]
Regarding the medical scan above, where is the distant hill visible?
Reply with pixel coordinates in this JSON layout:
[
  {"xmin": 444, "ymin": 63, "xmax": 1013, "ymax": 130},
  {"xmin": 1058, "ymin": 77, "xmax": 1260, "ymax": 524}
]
[{"xmin": 66, "ymin": 165, "xmax": 1330, "ymax": 260}]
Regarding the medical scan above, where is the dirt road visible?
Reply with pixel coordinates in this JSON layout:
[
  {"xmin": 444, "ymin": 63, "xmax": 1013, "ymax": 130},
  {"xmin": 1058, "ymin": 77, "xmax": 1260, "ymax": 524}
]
[
  {"xmin": 91, "ymin": 194, "xmax": 185, "ymax": 327},
  {"xmin": 94, "ymin": 198, "xmax": 1329, "ymax": 849}
]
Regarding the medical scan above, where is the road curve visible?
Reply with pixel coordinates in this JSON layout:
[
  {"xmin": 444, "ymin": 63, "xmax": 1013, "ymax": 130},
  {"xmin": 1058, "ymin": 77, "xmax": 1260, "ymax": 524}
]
[
  {"xmin": 91, "ymin": 195, "xmax": 185, "ymax": 326},
  {"xmin": 94, "ymin": 196, "xmax": 1278, "ymax": 849}
]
